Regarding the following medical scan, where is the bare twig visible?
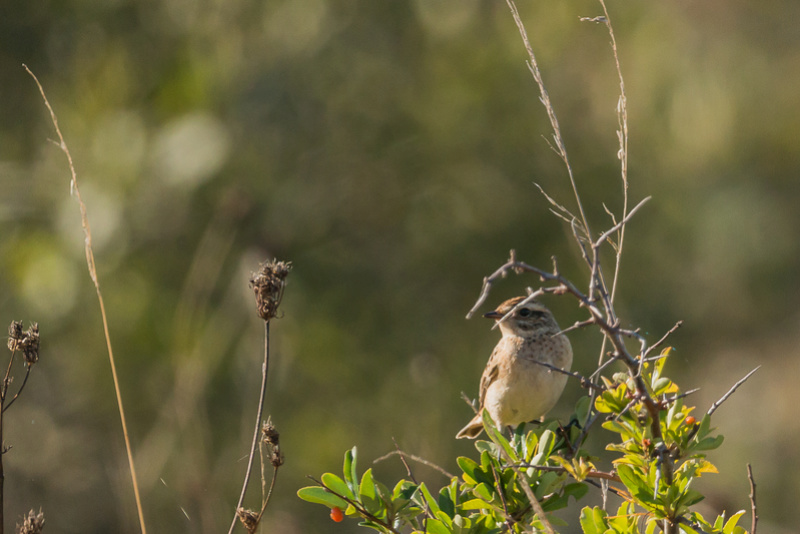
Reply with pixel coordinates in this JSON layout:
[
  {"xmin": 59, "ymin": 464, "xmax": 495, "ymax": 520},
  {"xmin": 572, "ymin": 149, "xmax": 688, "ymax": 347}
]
[
  {"xmin": 662, "ymin": 388, "xmax": 700, "ymax": 405},
  {"xmin": 255, "ymin": 467, "xmax": 279, "ymax": 523},
  {"xmin": 2, "ymin": 367, "xmax": 31, "ymax": 413},
  {"xmin": 642, "ymin": 321, "xmax": 684, "ymax": 359},
  {"xmin": 24, "ymin": 64, "xmax": 147, "ymax": 534},
  {"xmin": 513, "ymin": 463, "xmax": 621, "ymax": 483},
  {"xmin": 747, "ymin": 464, "xmax": 758, "ymax": 534},
  {"xmin": 530, "ymin": 360, "xmax": 604, "ymax": 392},
  {"xmin": 373, "ymin": 450, "xmax": 455, "ymax": 479},
  {"xmin": 707, "ymin": 366, "xmax": 760, "ymax": 416}
]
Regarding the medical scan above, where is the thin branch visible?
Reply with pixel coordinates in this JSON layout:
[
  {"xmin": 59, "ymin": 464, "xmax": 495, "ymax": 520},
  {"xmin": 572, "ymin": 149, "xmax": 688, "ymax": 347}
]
[
  {"xmin": 747, "ymin": 464, "xmax": 758, "ymax": 534},
  {"xmin": 530, "ymin": 360, "xmax": 604, "ymax": 392},
  {"xmin": 255, "ymin": 466, "xmax": 279, "ymax": 523},
  {"xmin": 373, "ymin": 450, "xmax": 455, "ymax": 479},
  {"xmin": 25, "ymin": 64, "xmax": 147, "ymax": 534},
  {"xmin": 662, "ymin": 388, "xmax": 700, "ymax": 406},
  {"xmin": 228, "ymin": 322, "xmax": 271, "ymax": 534},
  {"xmin": 707, "ymin": 366, "xmax": 760, "ymax": 416},
  {"xmin": 641, "ymin": 321, "xmax": 684, "ymax": 360},
  {"xmin": 513, "ymin": 463, "xmax": 621, "ymax": 483},
  {"xmin": 2, "ymin": 367, "xmax": 31, "ymax": 413}
]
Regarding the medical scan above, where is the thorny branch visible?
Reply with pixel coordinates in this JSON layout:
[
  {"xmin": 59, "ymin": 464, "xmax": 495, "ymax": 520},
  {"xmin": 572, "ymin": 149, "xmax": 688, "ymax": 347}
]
[
  {"xmin": 748, "ymin": 464, "xmax": 758, "ymax": 534},
  {"xmin": 707, "ymin": 367, "xmax": 760, "ymax": 416}
]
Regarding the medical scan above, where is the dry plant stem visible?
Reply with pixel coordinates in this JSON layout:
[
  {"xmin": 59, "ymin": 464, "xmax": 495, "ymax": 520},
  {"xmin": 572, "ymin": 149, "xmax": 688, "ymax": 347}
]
[
  {"xmin": 596, "ymin": 0, "xmax": 629, "ymax": 307},
  {"xmin": 308, "ymin": 476, "xmax": 401, "ymax": 534},
  {"xmin": 228, "ymin": 322, "xmax": 271, "ymax": 534},
  {"xmin": 255, "ymin": 466, "xmax": 279, "ymax": 523},
  {"xmin": 0, "ymin": 354, "xmax": 8, "ymax": 534},
  {"xmin": 24, "ymin": 65, "xmax": 147, "ymax": 534},
  {"xmin": 2, "ymin": 366, "xmax": 31, "ymax": 413},
  {"xmin": 505, "ymin": 0, "xmax": 591, "ymax": 241},
  {"xmin": 747, "ymin": 464, "xmax": 757, "ymax": 534}
]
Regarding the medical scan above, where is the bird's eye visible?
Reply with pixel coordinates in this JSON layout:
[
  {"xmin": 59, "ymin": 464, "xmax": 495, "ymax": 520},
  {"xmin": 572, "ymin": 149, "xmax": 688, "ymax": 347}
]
[{"xmin": 518, "ymin": 308, "xmax": 532, "ymax": 317}]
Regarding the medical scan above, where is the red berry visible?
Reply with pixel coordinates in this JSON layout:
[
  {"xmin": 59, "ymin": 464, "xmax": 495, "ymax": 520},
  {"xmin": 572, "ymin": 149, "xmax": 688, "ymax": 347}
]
[
  {"xmin": 330, "ymin": 506, "xmax": 344, "ymax": 522},
  {"xmin": 685, "ymin": 416, "xmax": 696, "ymax": 425}
]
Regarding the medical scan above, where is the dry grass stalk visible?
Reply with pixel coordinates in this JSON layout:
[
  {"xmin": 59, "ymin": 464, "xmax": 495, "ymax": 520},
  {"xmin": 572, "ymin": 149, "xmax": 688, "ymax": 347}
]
[{"xmin": 24, "ymin": 65, "xmax": 147, "ymax": 534}]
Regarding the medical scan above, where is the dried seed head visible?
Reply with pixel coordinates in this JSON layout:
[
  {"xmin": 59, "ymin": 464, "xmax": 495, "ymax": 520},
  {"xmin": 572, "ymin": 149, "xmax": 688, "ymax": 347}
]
[
  {"xmin": 236, "ymin": 508, "xmax": 259, "ymax": 534},
  {"xmin": 8, "ymin": 322, "xmax": 40, "ymax": 367},
  {"xmin": 8, "ymin": 321, "xmax": 23, "ymax": 352},
  {"xmin": 262, "ymin": 418, "xmax": 283, "ymax": 467},
  {"xmin": 249, "ymin": 259, "xmax": 292, "ymax": 322},
  {"xmin": 17, "ymin": 508, "xmax": 45, "ymax": 534}
]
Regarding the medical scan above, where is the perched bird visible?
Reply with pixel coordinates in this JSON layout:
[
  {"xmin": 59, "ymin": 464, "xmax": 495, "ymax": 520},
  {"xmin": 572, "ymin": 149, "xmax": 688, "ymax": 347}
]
[{"xmin": 456, "ymin": 296, "xmax": 573, "ymax": 439}]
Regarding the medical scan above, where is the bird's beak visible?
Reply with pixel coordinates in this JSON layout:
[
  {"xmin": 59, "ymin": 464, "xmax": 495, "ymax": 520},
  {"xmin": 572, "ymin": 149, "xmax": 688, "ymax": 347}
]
[{"xmin": 483, "ymin": 310, "xmax": 503, "ymax": 320}]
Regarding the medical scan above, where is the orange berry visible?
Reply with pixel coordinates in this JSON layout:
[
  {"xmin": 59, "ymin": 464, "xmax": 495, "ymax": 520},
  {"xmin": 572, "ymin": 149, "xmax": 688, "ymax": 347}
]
[
  {"xmin": 330, "ymin": 506, "xmax": 344, "ymax": 522},
  {"xmin": 642, "ymin": 438, "xmax": 651, "ymax": 448},
  {"xmin": 685, "ymin": 416, "xmax": 696, "ymax": 425}
]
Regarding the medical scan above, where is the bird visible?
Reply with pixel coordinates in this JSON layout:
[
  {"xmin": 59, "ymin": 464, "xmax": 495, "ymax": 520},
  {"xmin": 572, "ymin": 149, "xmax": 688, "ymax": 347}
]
[{"xmin": 456, "ymin": 296, "xmax": 573, "ymax": 439}]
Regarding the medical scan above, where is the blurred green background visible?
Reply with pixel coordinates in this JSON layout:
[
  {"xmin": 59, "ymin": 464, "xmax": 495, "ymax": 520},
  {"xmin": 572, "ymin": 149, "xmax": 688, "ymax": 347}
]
[{"xmin": 1, "ymin": 0, "xmax": 798, "ymax": 532}]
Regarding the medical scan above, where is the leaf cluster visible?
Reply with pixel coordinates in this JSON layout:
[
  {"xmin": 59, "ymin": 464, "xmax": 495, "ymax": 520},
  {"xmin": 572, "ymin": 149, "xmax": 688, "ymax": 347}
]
[{"xmin": 298, "ymin": 349, "xmax": 751, "ymax": 534}]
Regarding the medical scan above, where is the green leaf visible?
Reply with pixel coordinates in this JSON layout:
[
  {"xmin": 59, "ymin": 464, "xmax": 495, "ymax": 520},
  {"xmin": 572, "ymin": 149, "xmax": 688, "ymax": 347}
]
[
  {"xmin": 458, "ymin": 457, "xmax": 480, "ymax": 484},
  {"xmin": 425, "ymin": 518, "xmax": 451, "ymax": 534},
  {"xmin": 461, "ymin": 498, "xmax": 493, "ymax": 511},
  {"xmin": 579, "ymin": 506, "xmax": 607, "ymax": 534},
  {"xmin": 344, "ymin": 447, "xmax": 358, "ymax": 494},
  {"xmin": 322, "ymin": 472, "xmax": 355, "ymax": 500},
  {"xmin": 438, "ymin": 478, "xmax": 458, "ymax": 518},
  {"xmin": 417, "ymin": 482, "xmax": 442, "ymax": 515},
  {"xmin": 723, "ymin": 510, "xmax": 747, "ymax": 534},
  {"xmin": 693, "ymin": 434, "xmax": 724, "ymax": 451},
  {"xmin": 481, "ymin": 410, "xmax": 518, "ymax": 462},
  {"xmin": 297, "ymin": 486, "xmax": 349, "ymax": 508}
]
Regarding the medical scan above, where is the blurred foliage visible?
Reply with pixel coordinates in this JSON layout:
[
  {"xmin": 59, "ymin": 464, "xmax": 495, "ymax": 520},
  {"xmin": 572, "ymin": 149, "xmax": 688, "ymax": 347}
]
[{"xmin": 0, "ymin": 0, "xmax": 798, "ymax": 532}]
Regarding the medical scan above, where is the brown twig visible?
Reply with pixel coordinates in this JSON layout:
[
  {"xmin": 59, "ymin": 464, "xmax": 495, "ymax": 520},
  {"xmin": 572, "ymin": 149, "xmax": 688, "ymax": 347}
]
[
  {"xmin": 373, "ymin": 450, "xmax": 455, "ymax": 479},
  {"xmin": 2, "ymin": 366, "xmax": 31, "ymax": 413},
  {"xmin": 747, "ymin": 464, "xmax": 758, "ymax": 534},
  {"xmin": 642, "ymin": 321, "xmax": 684, "ymax": 360},
  {"xmin": 530, "ymin": 360, "xmax": 604, "ymax": 392},
  {"xmin": 24, "ymin": 64, "xmax": 147, "ymax": 534},
  {"xmin": 513, "ymin": 463, "xmax": 622, "ymax": 484},
  {"xmin": 707, "ymin": 367, "xmax": 760, "ymax": 416}
]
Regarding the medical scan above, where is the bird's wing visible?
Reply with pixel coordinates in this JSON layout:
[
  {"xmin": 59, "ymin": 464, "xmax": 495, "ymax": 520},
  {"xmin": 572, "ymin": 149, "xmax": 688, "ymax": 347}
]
[{"xmin": 478, "ymin": 339, "xmax": 506, "ymax": 407}]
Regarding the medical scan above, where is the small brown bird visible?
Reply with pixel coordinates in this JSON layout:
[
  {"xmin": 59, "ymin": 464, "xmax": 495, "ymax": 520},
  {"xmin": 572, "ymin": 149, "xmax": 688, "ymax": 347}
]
[{"xmin": 456, "ymin": 296, "xmax": 573, "ymax": 439}]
